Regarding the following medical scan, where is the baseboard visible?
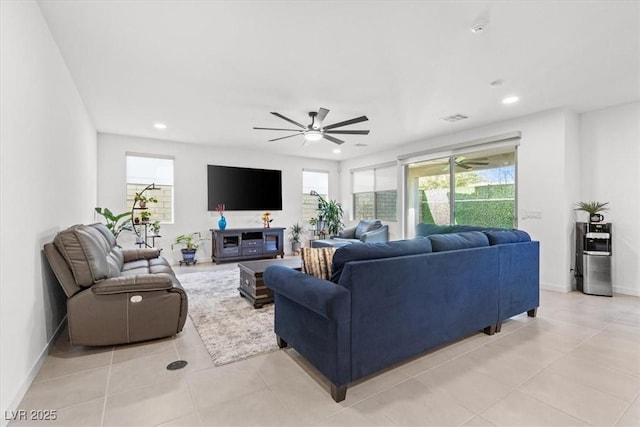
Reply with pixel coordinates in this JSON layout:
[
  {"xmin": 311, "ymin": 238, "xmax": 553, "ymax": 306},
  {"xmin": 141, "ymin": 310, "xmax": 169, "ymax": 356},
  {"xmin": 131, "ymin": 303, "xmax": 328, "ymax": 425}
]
[
  {"xmin": 2, "ymin": 317, "xmax": 67, "ymax": 427},
  {"xmin": 613, "ymin": 286, "xmax": 640, "ymax": 297},
  {"xmin": 540, "ymin": 282, "xmax": 572, "ymax": 293}
]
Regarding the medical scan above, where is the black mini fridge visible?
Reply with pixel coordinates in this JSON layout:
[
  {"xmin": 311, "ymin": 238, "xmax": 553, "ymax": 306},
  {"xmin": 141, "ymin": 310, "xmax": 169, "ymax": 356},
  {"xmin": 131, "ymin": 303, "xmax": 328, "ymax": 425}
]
[{"xmin": 575, "ymin": 222, "xmax": 612, "ymax": 296}]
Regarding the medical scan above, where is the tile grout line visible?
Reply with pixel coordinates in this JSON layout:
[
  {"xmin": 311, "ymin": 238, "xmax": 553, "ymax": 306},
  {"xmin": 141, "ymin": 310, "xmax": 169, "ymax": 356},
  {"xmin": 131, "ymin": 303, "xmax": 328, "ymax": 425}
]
[{"xmin": 99, "ymin": 347, "xmax": 115, "ymax": 427}]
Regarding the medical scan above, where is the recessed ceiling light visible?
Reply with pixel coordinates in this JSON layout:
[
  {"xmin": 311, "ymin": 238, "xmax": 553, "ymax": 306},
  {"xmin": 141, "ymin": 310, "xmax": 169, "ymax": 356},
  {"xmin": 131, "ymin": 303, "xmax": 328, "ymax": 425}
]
[
  {"xmin": 470, "ymin": 22, "xmax": 488, "ymax": 33},
  {"xmin": 332, "ymin": 148, "xmax": 341, "ymax": 154},
  {"xmin": 154, "ymin": 123, "xmax": 167, "ymax": 129},
  {"xmin": 502, "ymin": 96, "xmax": 519, "ymax": 105}
]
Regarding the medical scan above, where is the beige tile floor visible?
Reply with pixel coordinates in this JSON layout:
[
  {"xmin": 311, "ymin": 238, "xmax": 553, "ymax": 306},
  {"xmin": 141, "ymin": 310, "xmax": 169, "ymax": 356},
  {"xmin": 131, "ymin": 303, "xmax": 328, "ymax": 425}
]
[{"xmin": 10, "ymin": 261, "xmax": 640, "ymax": 426}]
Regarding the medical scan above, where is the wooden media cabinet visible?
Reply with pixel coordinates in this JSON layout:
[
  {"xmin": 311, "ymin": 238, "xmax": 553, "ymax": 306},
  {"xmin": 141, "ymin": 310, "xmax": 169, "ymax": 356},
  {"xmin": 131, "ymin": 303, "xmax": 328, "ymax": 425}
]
[{"xmin": 211, "ymin": 227, "xmax": 285, "ymax": 264}]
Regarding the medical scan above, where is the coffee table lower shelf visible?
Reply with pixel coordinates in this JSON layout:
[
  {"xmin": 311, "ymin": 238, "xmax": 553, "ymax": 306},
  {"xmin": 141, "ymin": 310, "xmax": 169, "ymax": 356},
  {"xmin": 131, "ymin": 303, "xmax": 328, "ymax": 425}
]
[{"xmin": 238, "ymin": 258, "xmax": 302, "ymax": 309}]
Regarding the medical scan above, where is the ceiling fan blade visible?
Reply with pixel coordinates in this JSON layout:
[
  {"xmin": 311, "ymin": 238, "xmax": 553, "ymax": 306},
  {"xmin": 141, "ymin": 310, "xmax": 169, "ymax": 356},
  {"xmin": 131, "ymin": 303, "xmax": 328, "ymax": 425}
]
[
  {"xmin": 324, "ymin": 130, "xmax": 370, "ymax": 135},
  {"xmin": 254, "ymin": 127, "xmax": 303, "ymax": 131},
  {"xmin": 270, "ymin": 112, "xmax": 305, "ymax": 128},
  {"xmin": 323, "ymin": 115, "xmax": 368, "ymax": 130},
  {"xmin": 456, "ymin": 163, "xmax": 472, "ymax": 170},
  {"xmin": 268, "ymin": 133, "xmax": 302, "ymax": 142},
  {"xmin": 317, "ymin": 108, "xmax": 329, "ymax": 123},
  {"xmin": 464, "ymin": 162, "xmax": 489, "ymax": 166},
  {"xmin": 323, "ymin": 134, "xmax": 345, "ymax": 145}
]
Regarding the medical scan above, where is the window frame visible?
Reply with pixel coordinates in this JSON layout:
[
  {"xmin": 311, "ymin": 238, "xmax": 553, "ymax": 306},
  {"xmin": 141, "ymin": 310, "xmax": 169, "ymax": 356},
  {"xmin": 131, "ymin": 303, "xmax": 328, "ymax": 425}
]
[{"xmin": 125, "ymin": 153, "xmax": 175, "ymax": 224}]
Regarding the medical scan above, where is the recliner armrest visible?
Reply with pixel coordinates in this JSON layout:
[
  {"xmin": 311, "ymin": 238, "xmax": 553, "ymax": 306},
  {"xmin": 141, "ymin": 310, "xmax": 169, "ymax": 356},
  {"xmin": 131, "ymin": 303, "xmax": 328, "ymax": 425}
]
[
  {"xmin": 122, "ymin": 248, "xmax": 161, "ymax": 262},
  {"xmin": 91, "ymin": 273, "xmax": 173, "ymax": 294},
  {"xmin": 360, "ymin": 225, "xmax": 389, "ymax": 243},
  {"xmin": 337, "ymin": 226, "xmax": 356, "ymax": 239}
]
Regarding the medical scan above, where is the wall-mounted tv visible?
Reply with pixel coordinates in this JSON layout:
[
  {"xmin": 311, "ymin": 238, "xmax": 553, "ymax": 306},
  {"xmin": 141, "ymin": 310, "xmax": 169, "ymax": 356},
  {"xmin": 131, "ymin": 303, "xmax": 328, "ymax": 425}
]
[{"xmin": 207, "ymin": 165, "xmax": 282, "ymax": 211}]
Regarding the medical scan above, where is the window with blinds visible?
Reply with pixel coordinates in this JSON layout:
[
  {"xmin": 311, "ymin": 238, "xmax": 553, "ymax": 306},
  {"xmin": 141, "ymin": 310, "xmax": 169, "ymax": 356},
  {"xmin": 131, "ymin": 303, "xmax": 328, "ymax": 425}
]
[{"xmin": 352, "ymin": 164, "xmax": 397, "ymax": 221}]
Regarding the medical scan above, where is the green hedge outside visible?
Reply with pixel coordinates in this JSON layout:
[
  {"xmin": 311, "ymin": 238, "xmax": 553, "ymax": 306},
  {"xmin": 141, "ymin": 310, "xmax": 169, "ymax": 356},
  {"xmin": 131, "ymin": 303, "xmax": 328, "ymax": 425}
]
[{"xmin": 420, "ymin": 184, "xmax": 515, "ymax": 228}]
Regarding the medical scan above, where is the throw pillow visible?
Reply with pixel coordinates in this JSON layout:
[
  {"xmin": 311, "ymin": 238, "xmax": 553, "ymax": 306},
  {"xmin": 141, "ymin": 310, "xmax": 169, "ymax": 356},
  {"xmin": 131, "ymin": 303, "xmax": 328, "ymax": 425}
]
[{"xmin": 301, "ymin": 247, "xmax": 337, "ymax": 280}]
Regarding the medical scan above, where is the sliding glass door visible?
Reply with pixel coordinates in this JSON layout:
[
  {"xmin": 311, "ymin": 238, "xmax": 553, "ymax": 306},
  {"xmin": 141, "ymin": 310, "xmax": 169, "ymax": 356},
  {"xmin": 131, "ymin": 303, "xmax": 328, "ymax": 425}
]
[{"xmin": 406, "ymin": 147, "xmax": 516, "ymax": 232}]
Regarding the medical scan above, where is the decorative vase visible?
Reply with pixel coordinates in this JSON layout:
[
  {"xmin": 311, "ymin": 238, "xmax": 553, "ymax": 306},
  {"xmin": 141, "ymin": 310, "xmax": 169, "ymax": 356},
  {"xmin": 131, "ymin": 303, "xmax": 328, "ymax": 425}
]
[{"xmin": 218, "ymin": 216, "xmax": 227, "ymax": 230}]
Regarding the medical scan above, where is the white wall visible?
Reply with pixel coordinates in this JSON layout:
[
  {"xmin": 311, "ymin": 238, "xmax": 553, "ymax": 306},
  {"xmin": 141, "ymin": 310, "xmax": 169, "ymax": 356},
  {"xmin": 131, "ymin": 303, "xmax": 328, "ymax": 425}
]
[
  {"xmin": 0, "ymin": 1, "xmax": 97, "ymax": 421},
  {"xmin": 340, "ymin": 109, "xmax": 589, "ymax": 294},
  {"xmin": 97, "ymin": 133, "xmax": 339, "ymax": 262},
  {"xmin": 579, "ymin": 102, "xmax": 640, "ymax": 296}
]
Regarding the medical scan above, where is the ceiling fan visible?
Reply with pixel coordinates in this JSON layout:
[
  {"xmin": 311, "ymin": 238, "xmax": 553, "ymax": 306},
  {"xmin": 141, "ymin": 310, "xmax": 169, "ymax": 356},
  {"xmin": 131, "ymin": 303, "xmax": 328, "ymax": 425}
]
[
  {"xmin": 444, "ymin": 157, "xmax": 490, "ymax": 171},
  {"xmin": 253, "ymin": 108, "xmax": 369, "ymax": 145}
]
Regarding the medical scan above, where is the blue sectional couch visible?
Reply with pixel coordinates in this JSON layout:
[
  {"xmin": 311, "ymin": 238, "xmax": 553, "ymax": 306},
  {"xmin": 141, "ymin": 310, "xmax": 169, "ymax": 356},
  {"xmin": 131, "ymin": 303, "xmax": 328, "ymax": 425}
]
[{"xmin": 263, "ymin": 228, "xmax": 539, "ymax": 402}]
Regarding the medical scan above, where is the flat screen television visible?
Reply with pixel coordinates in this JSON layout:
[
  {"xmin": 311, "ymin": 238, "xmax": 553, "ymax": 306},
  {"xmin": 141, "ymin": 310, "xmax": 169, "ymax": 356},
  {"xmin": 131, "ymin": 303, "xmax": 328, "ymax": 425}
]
[{"xmin": 207, "ymin": 165, "xmax": 282, "ymax": 211}]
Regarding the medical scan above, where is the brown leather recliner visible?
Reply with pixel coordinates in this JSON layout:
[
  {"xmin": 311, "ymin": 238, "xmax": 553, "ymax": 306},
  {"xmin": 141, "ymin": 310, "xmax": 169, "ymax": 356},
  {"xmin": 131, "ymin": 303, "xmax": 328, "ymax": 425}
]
[{"xmin": 44, "ymin": 223, "xmax": 188, "ymax": 346}]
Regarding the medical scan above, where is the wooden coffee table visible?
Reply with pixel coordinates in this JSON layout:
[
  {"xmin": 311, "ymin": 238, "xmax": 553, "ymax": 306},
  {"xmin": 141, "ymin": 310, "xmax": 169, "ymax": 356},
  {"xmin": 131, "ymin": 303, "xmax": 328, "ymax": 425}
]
[{"xmin": 238, "ymin": 257, "xmax": 302, "ymax": 308}]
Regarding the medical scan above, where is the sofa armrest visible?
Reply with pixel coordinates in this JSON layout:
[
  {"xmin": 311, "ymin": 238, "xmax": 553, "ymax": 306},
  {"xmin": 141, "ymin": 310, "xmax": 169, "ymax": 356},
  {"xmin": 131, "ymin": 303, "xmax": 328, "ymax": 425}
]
[
  {"xmin": 263, "ymin": 266, "xmax": 350, "ymax": 321},
  {"xmin": 91, "ymin": 273, "xmax": 173, "ymax": 295},
  {"xmin": 360, "ymin": 225, "xmax": 389, "ymax": 243},
  {"xmin": 337, "ymin": 226, "xmax": 356, "ymax": 239},
  {"xmin": 122, "ymin": 248, "xmax": 162, "ymax": 262}
]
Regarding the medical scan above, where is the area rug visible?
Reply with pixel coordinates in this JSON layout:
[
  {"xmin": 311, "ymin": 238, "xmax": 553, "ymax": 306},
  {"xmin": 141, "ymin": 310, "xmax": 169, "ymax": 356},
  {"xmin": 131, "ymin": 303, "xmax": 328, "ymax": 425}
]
[{"xmin": 177, "ymin": 267, "xmax": 278, "ymax": 366}]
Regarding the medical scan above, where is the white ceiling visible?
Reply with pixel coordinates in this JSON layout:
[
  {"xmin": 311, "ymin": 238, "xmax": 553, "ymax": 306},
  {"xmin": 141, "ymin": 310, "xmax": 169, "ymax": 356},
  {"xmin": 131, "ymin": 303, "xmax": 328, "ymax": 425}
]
[{"xmin": 38, "ymin": 1, "xmax": 640, "ymax": 160}]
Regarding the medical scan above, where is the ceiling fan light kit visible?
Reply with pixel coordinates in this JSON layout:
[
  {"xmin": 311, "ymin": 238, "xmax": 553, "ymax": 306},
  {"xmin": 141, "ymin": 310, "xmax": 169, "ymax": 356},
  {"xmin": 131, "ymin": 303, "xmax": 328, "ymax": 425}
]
[
  {"xmin": 254, "ymin": 108, "xmax": 370, "ymax": 146},
  {"xmin": 304, "ymin": 130, "xmax": 323, "ymax": 142}
]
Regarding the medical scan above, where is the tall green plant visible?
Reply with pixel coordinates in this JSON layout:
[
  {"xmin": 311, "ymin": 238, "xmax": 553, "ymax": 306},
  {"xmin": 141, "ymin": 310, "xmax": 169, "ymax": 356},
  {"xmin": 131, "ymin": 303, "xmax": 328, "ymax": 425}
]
[
  {"xmin": 95, "ymin": 207, "xmax": 132, "ymax": 238},
  {"xmin": 317, "ymin": 198, "xmax": 344, "ymax": 236}
]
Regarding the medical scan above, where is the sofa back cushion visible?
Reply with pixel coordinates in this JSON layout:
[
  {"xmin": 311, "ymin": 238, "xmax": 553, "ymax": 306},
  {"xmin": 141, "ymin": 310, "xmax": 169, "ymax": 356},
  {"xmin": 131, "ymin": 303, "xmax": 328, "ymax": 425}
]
[
  {"xmin": 415, "ymin": 223, "xmax": 496, "ymax": 237},
  {"xmin": 483, "ymin": 230, "xmax": 531, "ymax": 245},
  {"xmin": 331, "ymin": 238, "xmax": 432, "ymax": 283},
  {"xmin": 53, "ymin": 225, "xmax": 111, "ymax": 287},
  {"xmin": 354, "ymin": 220, "xmax": 383, "ymax": 239},
  {"xmin": 428, "ymin": 231, "xmax": 490, "ymax": 252},
  {"xmin": 301, "ymin": 247, "xmax": 337, "ymax": 280}
]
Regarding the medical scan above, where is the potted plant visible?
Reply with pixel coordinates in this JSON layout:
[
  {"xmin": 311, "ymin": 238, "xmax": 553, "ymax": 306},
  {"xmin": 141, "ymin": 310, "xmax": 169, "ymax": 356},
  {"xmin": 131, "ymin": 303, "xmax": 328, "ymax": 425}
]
[
  {"xmin": 311, "ymin": 190, "xmax": 344, "ymax": 237},
  {"xmin": 289, "ymin": 222, "xmax": 303, "ymax": 254},
  {"xmin": 575, "ymin": 201, "xmax": 609, "ymax": 222},
  {"xmin": 140, "ymin": 210, "xmax": 151, "ymax": 223},
  {"xmin": 171, "ymin": 232, "xmax": 206, "ymax": 265},
  {"xmin": 95, "ymin": 207, "xmax": 132, "ymax": 239},
  {"xmin": 134, "ymin": 193, "xmax": 158, "ymax": 209},
  {"xmin": 150, "ymin": 220, "xmax": 161, "ymax": 236}
]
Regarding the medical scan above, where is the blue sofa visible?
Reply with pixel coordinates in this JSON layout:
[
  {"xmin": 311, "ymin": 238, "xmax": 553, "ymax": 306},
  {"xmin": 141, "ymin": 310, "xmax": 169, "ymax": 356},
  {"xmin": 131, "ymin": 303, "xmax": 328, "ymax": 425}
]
[{"xmin": 264, "ymin": 229, "xmax": 539, "ymax": 401}]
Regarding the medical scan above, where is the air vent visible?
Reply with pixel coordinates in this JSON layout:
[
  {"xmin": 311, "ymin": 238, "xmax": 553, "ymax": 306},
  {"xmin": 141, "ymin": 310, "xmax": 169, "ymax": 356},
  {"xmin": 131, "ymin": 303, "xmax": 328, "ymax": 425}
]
[
  {"xmin": 442, "ymin": 114, "xmax": 469, "ymax": 122},
  {"xmin": 354, "ymin": 143, "xmax": 368, "ymax": 147}
]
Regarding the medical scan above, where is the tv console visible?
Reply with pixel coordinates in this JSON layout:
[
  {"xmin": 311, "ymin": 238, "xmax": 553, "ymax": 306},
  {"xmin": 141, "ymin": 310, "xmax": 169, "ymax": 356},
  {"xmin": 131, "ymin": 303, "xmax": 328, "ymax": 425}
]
[{"xmin": 211, "ymin": 227, "xmax": 285, "ymax": 264}]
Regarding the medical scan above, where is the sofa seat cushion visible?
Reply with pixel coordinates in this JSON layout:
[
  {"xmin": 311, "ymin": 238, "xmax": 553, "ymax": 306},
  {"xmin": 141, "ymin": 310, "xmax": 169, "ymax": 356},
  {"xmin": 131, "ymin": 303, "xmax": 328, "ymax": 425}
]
[
  {"xmin": 483, "ymin": 230, "xmax": 531, "ymax": 245},
  {"xmin": 428, "ymin": 231, "xmax": 490, "ymax": 252},
  {"xmin": 354, "ymin": 220, "xmax": 382, "ymax": 239},
  {"xmin": 120, "ymin": 267, "xmax": 151, "ymax": 276},
  {"xmin": 311, "ymin": 239, "xmax": 353, "ymax": 248},
  {"xmin": 149, "ymin": 264, "xmax": 175, "ymax": 275},
  {"xmin": 331, "ymin": 238, "xmax": 433, "ymax": 283},
  {"xmin": 301, "ymin": 247, "xmax": 337, "ymax": 280},
  {"xmin": 122, "ymin": 259, "xmax": 150, "ymax": 271}
]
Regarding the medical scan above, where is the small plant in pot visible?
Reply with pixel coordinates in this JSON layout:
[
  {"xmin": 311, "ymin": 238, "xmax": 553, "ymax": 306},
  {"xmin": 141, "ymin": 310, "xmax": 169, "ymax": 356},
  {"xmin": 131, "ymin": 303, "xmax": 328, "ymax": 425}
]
[
  {"xmin": 134, "ymin": 193, "xmax": 158, "ymax": 209},
  {"xmin": 575, "ymin": 201, "xmax": 609, "ymax": 223},
  {"xmin": 171, "ymin": 232, "xmax": 206, "ymax": 266},
  {"xmin": 150, "ymin": 220, "xmax": 161, "ymax": 236},
  {"xmin": 140, "ymin": 210, "xmax": 151, "ymax": 223},
  {"xmin": 289, "ymin": 222, "xmax": 304, "ymax": 254}
]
